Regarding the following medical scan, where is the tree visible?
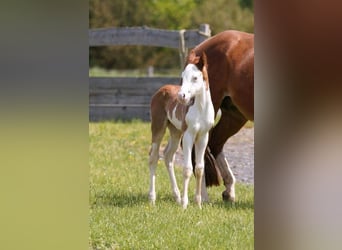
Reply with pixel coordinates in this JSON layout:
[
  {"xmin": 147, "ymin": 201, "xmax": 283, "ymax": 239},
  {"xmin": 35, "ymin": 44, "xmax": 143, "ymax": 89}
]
[
  {"xmin": 191, "ymin": 0, "xmax": 254, "ymax": 35},
  {"xmin": 89, "ymin": 0, "xmax": 254, "ymax": 70}
]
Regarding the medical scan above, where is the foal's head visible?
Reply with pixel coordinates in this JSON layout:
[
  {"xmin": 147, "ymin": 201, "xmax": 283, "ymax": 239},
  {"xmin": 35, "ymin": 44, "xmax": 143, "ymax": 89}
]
[{"xmin": 178, "ymin": 52, "xmax": 209, "ymax": 105}]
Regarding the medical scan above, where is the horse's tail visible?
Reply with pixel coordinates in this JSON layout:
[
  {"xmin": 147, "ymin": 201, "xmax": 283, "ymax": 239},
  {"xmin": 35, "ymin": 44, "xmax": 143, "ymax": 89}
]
[{"xmin": 192, "ymin": 147, "xmax": 221, "ymax": 186}]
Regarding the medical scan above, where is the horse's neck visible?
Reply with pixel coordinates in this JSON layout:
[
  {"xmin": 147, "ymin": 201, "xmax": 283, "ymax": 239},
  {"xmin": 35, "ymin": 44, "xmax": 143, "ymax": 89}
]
[{"xmin": 193, "ymin": 87, "xmax": 213, "ymax": 112}]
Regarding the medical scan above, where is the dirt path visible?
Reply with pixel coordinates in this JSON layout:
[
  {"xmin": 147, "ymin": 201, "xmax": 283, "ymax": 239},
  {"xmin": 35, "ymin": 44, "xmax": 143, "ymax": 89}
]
[
  {"xmin": 223, "ymin": 127, "xmax": 254, "ymax": 185},
  {"xmin": 173, "ymin": 127, "xmax": 254, "ymax": 185}
]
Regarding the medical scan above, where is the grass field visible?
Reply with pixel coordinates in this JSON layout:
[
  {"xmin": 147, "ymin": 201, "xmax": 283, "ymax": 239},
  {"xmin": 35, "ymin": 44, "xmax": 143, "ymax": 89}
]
[{"xmin": 89, "ymin": 121, "xmax": 254, "ymax": 249}]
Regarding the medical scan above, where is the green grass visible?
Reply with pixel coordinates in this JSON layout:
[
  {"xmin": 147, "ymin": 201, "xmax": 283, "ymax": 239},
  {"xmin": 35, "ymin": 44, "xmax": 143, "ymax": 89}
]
[
  {"xmin": 244, "ymin": 120, "xmax": 254, "ymax": 129},
  {"xmin": 89, "ymin": 120, "xmax": 254, "ymax": 249}
]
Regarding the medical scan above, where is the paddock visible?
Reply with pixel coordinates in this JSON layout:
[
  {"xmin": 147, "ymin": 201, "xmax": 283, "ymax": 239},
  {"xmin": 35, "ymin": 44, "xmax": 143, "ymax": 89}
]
[
  {"xmin": 89, "ymin": 120, "xmax": 254, "ymax": 249},
  {"xmin": 89, "ymin": 25, "xmax": 254, "ymax": 249}
]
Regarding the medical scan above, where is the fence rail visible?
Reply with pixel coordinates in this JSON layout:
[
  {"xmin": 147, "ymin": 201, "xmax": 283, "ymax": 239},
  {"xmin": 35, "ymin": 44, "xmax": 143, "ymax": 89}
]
[
  {"xmin": 89, "ymin": 24, "xmax": 211, "ymax": 121},
  {"xmin": 89, "ymin": 24, "xmax": 210, "ymax": 49},
  {"xmin": 89, "ymin": 77, "xmax": 180, "ymax": 121}
]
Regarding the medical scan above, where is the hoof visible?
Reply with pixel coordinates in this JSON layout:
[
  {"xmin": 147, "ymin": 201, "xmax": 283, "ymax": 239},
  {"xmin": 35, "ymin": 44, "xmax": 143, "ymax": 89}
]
[
  {"xmin": 222, "ymin": 190, "xmax": 235, "ymax": 202},
  {"xmin": 175, "ymin": 196, "xmax": 181, "ymax": 204},
  {"xmin": 149, "ymin": 193, "xmax": 156, "ymax": 205},
  {"xmin": 182, "ymin": 198, "xmax": 188, "ymax": 209}
]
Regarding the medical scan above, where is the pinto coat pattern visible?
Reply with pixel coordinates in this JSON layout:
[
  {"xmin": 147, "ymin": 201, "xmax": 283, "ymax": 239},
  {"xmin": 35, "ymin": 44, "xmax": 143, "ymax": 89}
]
[{"xmin": 148, "ymin": 53, "xmax": 215, "ymax": 209}]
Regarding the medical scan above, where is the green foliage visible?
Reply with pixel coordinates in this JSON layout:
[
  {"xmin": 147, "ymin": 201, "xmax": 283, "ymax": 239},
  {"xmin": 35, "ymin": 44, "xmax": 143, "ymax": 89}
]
[
  {"xmin": 89, "ymin": 121, "xmax": 254, "ymax": 249},
  {"xmin": 89, "ymin": 0, "xmax": 254, "ymax": 70},
  {"xmin": 191, "ymin": 0, "xmax": 254, "ymax": 35},
  {"xmin": 149, "ymin": 0, "xmax": 196, "ymax": 29},
  {"xmin": 238, "ymin": 0, "xmax": 254, "ymax": 10}
]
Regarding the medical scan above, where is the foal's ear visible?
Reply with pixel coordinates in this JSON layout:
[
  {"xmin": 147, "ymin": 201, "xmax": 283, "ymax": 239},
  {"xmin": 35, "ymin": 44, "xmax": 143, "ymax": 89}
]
[
  {"xmin": 187, "ymin": 50, "xmax": 208, "ymax": 71},
  {"xmin": 195, "ymin": 52, "xmax": 208, "ymax": 72},
  {"xmin": 188, "ymin": 50, "xmax": 200, "ymax": 65}
]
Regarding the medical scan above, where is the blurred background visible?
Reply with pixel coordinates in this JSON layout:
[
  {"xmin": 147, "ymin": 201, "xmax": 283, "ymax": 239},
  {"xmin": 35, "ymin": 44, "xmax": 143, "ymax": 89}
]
[{"xmin": 89, "ymin": 0, "xmax": 253, "ymax": 76}]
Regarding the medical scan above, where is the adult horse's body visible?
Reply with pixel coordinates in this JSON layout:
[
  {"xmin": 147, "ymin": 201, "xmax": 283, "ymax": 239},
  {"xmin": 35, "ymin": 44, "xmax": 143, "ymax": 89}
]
[
  {"xmin": 149, "ymin": 54, "xmax": 215, "ymax": 208},
  {"xmin": 187, "ymin": 30, "xmax": 254, "ymax": 201}
]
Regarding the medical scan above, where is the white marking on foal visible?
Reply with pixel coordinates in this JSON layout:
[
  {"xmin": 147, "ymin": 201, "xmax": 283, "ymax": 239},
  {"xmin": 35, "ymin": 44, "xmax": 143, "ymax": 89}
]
[
  {"xmin": 167, "ymin": 105, "xmax": 183, "ymax": 130},
  {"xmin": 148, "ymin": 142, "xmax": 160, "ymax": 204}
]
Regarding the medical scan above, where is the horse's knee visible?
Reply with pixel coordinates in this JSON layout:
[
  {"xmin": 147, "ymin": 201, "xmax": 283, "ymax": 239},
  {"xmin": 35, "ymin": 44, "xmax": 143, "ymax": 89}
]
[
  {"xmin": 149, "ymin": 143, "xmax": 160, "ymax": 164},
  {"xmin": 183, "ymin": 167, "xmax": 192, "ymax": 179},
  {"xmin": 216, "ymin": 152, "xmax": 235, "ymax": 183},
  {"xmin": 195, "ymin": 165, "xmax": 204, "ymax": 178},
  {"xmin": 164, "ymin": 150, "xmax": 175, "ymax": 166}
]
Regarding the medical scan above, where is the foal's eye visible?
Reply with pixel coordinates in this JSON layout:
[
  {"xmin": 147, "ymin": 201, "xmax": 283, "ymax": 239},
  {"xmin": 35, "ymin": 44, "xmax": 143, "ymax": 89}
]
[{"xmin": 192, "ymin": 76, "xmax": 197, "ymax": 82}]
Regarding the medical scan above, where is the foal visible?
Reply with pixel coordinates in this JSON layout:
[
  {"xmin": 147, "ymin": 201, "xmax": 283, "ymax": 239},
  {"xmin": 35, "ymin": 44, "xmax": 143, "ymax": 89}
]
[{"xmin": 149, "ymin": 53, "xmax": 215, "ymax": 209}]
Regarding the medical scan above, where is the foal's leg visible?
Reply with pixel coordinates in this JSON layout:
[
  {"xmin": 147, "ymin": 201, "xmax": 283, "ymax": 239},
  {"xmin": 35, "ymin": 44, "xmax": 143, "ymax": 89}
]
[
  {"xmin": 149, "ymin": 139, "xmax": 161, "ymax": 205},
  {"xmin": 182, "ymin": 131, "xmax": 195, "ymax": 209},
  {"xmin": 201, "ymin": 175, "xmax": 209, "ymax": 202},
  {"xmin": 164, "ymin": 125, "xmax": 182, "ymax": 203},
  {"xmin": 149, "ymin": 115, "xmax": 167, "ymax": 204},
  {"xmin": 194, "ymin": 133, "xmax": 209, "ymax": 209}
]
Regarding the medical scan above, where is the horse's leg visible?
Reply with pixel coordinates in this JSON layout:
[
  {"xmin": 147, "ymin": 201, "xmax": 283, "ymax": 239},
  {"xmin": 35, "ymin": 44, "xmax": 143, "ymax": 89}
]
[
  {"xmin": 149, "ymin": 111, "xmax": 167, "ymax": 205},
  {"xmin": 194, "ymin": 133, "xmax": 209, "ymax": 209},
  {"xmin": 201, "ymin": 173, "xmax": 209, "ymax": 202},
  {"xmin": 149, "ymin": 141, "xmax": 160, "ymax": 204},
  {"xmin": 208, "ymin": 97, "xmax": 247, "ymax": 201},
  {"xmin": 164, "ymin": 124, "xmax": 182, "ymax": 204},
  {"xmin": 191, "ymin": 147, "xmax": 211, "ymax": 202},
  {"xmin": 182, "ymin": 130, "xmax": 195, "ymax": 209},
  {"xmin": 216, "ymin": 152, "xmax": 236, "ymax": 201}
]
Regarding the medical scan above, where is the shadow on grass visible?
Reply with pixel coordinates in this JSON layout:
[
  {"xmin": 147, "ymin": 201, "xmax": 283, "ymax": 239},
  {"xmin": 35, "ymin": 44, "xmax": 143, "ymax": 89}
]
[
  {"xmin": 91, "ymin": 190, "xmax": 253, "ymax": 210},
  {"xmin": 207, "ymin": 199, "xmax": 254, "ymax": 210},
  {"xmin": 90, "ymin": 191, "xmax": 181, "ymax": 208},
  {"xmin": 91, "ymin": 191, "xmax": 147, "ymax": 208}
]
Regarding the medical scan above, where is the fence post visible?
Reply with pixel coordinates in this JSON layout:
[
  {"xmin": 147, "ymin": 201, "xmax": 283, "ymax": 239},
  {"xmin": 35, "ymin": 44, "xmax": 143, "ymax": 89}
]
[
  {"xmin": 178, "ymin": 24, "xmax": 211, "ymax": 70},
  {"xmin": 198, "ymin": 23, "xmax": 211, "ymax": 37},
  {"xmin": 179, "ymin": 29, "xmax": 186, "ymax": 69},
  {"xmin": 147, "ymin": 65, "xmax": 154, "ymax": 77}
]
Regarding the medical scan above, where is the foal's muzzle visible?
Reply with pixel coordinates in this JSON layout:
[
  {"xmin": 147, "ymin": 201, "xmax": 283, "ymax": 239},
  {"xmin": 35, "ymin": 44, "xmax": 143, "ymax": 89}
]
[{"xmin": 177, "ymin": 91, "xmax": 190, "ymax": 105}]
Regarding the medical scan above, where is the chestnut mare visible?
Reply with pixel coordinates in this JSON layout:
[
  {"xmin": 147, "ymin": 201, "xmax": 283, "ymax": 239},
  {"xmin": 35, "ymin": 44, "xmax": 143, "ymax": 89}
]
[
  {"xmin": 188, "ymin": 30, "xmax": 254, "ymax": 202},
  {"xmin": 149, "ymin": 53, "xmax": 215, "ymax": 209}
]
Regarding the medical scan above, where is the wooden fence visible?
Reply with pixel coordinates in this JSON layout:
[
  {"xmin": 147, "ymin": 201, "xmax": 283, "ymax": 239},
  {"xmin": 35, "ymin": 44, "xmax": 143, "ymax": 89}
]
[{"xmin": 89, "ymin": 24, "xmax": 211, "ymax": 121}]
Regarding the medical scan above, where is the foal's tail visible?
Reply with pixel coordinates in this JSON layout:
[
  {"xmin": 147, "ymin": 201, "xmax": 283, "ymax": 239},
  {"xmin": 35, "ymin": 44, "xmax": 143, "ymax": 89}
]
[{"xmin": 192, "ymin": 147, "xmax": 221, "ymax": 187}]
